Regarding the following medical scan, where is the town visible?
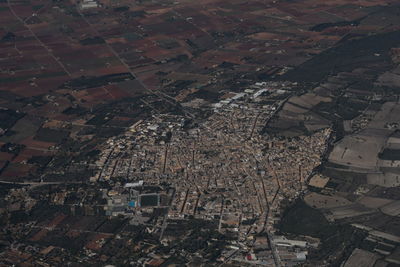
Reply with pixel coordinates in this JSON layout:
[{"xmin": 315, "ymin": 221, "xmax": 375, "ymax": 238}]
[{"xmin": 92, "ymin": 81, "xmax": 330, "ymax": 265}]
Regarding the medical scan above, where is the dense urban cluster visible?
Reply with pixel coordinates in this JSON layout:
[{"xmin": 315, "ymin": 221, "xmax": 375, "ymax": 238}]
[{"xmin": 91, "ymin": 82, "xmax": 331, "ymax": 265}]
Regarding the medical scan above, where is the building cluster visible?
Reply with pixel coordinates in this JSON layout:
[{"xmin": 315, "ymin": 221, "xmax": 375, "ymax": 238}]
[
  {"xmin": 91, "ymin": 82, "xmax": 331, "ymax": 265},
  {"xmin": 79, "ymin": 0, "xmax": 99, "ymax": 10}
]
